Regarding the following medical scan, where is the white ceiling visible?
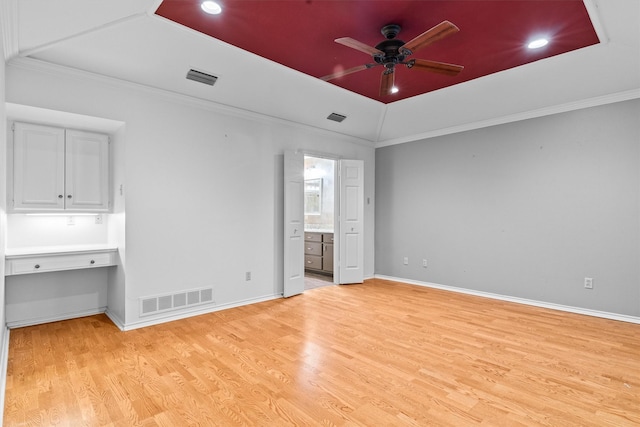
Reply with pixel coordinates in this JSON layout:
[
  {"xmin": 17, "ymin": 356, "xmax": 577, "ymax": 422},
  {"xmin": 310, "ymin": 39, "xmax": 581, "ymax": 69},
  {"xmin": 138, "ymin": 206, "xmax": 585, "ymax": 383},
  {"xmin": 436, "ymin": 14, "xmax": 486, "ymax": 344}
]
[{"xmin": 2, "ymin": 0, "xmax": 639, "ymax": 147}]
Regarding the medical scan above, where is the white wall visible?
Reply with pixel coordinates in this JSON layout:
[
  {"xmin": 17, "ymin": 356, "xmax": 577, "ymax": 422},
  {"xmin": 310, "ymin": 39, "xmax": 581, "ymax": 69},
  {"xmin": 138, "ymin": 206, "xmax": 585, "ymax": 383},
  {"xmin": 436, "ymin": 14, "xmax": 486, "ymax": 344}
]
[
  {"xmin": 6, "ymin": 61, "xmax": 375, "ymax": 329},
  {"xmin": 376, "ymin": 99, "xmax": 640, "ymax": 317},
  {"xmin": 5, "ymin": 214, "xmax": 109, "ymax": 248},
  {"xmin": 0, "ymin": 22, "xmax": 8, "ymax": 421}
]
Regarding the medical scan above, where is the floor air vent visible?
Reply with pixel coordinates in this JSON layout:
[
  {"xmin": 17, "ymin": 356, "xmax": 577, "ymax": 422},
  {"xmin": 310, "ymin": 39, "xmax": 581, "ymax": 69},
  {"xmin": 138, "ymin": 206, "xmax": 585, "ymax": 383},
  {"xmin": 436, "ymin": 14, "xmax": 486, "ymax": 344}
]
[
  {"xmin": 186, "ymin": 69, "xmax": 218, "ymax": 86},
  {"xmin": 140, "ymin": 287, "xmax": 214, "ymax": 317}
]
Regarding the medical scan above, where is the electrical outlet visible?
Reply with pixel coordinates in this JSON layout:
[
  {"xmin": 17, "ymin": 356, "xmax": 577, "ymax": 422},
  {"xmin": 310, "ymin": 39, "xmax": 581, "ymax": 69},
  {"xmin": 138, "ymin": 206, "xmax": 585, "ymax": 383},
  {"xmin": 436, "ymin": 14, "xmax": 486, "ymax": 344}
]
[
  {"xmin": 246, "ymin": 271, "xmax": 251, "ymax": 281},
  {"xmin": 67, "ymin": 216, "xmax": 75, "ymax": 226},
  {"xmin": 403, "ymin": 257, "xmax": 409, "ymax": 265},
  {"xmin": 95, "ymin": 215, "xmax": 103, "ymax": 225},
  {"xmin": 584, "ymin": 277, "xmax": 593, "ymax": 289},
  {"xmin": 422, "ymin": 259, "xmax": 428, "ymax": 268}
]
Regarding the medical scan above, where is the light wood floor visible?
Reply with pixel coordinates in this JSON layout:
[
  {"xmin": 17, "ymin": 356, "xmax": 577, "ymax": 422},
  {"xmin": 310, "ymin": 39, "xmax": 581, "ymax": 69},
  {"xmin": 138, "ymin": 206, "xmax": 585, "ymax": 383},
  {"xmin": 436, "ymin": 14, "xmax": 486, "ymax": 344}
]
[{"xmin": 4, "ymin": 278, "xmax": 639, "ymax": 426}]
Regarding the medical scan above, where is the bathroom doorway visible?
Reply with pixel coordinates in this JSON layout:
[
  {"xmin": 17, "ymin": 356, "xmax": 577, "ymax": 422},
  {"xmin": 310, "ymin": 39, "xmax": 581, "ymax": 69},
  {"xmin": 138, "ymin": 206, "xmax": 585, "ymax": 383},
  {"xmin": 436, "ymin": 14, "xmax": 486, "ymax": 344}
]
[{"xmin": 303, "ymin": 155, "xmax": 336, "ymax": 290}]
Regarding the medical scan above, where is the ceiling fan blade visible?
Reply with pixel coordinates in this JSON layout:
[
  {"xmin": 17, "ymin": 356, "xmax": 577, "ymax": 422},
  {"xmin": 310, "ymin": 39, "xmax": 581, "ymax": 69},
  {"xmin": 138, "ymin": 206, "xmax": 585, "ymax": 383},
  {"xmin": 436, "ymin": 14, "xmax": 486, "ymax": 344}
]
[
  {"xmin": 407, "ymin": 59, "xmax": 464, "ymax": 76},
  {"xmin": 380, "ymin": 70, "xmax": 395, "ymax": 97},
  {"xmin": 400, "ymin": 21, "xmax": 460, "ymax": 55},
  {"xmin": 335, "ymin": 37, "xmax": 384, "ymax": 57},
  {"xmin": 321, "ymin": 64, "xmax": 376, "ymax": 81}
]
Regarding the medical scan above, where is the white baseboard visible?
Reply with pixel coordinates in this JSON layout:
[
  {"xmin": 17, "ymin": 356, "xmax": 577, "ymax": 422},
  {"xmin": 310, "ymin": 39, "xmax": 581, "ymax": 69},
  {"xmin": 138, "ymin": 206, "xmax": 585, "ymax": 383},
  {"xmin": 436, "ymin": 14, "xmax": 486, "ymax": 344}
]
[
  {"xmin": 105, "ymin": 309, "xmax": 125, "ymax": 331},
  {"xmin": 374, "ymin": 275, "xmax": 640, "ymax": 324},
  {"xmin": 119, "ymin": 294, "xmax": 282, "ymax": 331},
  {"xmin": 6, "ymin": 307, "xmax": 108, "ymax": 329}
]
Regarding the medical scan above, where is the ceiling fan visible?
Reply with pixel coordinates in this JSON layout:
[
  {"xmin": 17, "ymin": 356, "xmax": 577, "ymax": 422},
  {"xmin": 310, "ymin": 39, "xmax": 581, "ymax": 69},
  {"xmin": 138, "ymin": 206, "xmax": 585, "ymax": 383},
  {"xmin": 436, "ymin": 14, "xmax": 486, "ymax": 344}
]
[{"xmin": 321, "ymin": 21, "xmax": 464, "ymax": 97}]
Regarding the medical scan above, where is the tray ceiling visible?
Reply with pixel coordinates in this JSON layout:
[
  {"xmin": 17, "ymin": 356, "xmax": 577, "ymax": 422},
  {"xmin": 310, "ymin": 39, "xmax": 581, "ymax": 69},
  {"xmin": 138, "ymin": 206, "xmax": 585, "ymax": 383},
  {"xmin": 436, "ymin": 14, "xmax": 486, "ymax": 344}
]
[
  {"xmin": 3, "ymin": 0, "xmax": 639, "ymax": 145},
  {"xmin": 156, "ymin": 0, "xmax": 600, "ymax": 104}
]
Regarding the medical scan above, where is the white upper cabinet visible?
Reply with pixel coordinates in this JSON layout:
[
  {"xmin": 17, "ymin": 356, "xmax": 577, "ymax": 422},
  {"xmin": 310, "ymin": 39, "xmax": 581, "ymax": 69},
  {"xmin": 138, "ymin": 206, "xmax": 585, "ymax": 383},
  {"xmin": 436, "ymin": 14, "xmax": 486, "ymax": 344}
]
[
  {"xmin": 11, "ymin": 122, "xmax": 110, "ymax": 212},
  {"xmin": 64, "ymin": 129, "xmax": 110, "ymax": 211}
]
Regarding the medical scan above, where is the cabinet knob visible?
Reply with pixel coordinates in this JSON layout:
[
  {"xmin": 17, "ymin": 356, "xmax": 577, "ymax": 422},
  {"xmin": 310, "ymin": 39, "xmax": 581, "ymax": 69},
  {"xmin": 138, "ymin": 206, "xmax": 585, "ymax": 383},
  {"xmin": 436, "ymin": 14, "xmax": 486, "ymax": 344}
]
[
  {"xmin": 58, "ymin": 195, "xmax": 63, "ymax": 199},
  {"xmin": 90, "ymin": 260, "xmax": 95, "ymax": 265},
  {"xmin": 67, "ymin": 195, "xmax": 72, "ymax": 199},
  {"xmin": 34, "ymin": 264, "xmax": 40, "ymax": 269}
]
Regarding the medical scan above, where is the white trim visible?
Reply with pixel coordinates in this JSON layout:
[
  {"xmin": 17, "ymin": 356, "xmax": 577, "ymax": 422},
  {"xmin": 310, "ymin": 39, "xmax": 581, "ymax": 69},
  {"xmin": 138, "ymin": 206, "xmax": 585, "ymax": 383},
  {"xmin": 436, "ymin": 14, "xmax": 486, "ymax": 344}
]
[
  {"xmin": 105, "ymin": 309, "xmax": 125, "ymax": 331},
  {"xmin": 5, "ymin": 307, "xmax": 107, "ymax": 329},
  {"xmin": 583, "ymin": 0, "xmax": 609, "ymax": 44},
  {"xmin": 0, "ymin": 0, "xmax": 19, "ymax": 60},
  {"xmin": 376, "ymin": 88, "xmax": 640, "ymax": 148},
  {"xmin": 6, "ymin": 57, "xmax": 376, "ymax": 148},
  {"xmin": 375, "ymin": 275, "xmax": 640, "ymax": 324},
  {"xmin": 119, "ymin": 294, "xmax": 281, "ymax": 331},
  {"xmin": 0, "ymin": 327, "xmax": 10, "ymax": 427},
  {"xmin": 146, "ymin": 0, "xmax": 165, "ymax": 16}
]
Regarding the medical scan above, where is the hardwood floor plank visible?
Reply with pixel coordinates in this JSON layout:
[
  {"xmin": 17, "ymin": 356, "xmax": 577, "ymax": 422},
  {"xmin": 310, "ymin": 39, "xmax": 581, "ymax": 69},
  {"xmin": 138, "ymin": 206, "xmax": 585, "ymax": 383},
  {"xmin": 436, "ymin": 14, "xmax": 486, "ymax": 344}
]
[{"xmin": 4, "ymin": 278, "xmax": 639, "ymax": 426}]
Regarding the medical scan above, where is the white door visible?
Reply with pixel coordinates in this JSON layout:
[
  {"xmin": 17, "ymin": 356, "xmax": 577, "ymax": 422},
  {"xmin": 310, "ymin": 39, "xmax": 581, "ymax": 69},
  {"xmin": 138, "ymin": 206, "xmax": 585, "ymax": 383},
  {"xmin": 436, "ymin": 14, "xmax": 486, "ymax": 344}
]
[
  {"xmin": 65, "ymin": 130, "xmax": 110, "ymax": 212},
  {"xmin": 337, "ymin": 159, "xmax": 364, "ymax": 284},
  {"xmin": 12, "ymin": 122, "xmax": 65, "ymax": 211},
  {"xmin": 283, "ymin": 151, "xmax": 305, "ymax": 297}
]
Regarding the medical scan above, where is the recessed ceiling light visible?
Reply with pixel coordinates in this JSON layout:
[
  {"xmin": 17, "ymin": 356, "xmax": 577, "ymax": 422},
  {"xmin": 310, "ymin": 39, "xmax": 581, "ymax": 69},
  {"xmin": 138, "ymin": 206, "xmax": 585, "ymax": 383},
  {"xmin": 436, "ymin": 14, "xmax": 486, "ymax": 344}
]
[
  {"xmin": 527, "ymin": 38, "xmax": 549, "ymax": 49},
  {"xmin": 201, "ymin": 1, "xmax": 222, "ymax": 15}
]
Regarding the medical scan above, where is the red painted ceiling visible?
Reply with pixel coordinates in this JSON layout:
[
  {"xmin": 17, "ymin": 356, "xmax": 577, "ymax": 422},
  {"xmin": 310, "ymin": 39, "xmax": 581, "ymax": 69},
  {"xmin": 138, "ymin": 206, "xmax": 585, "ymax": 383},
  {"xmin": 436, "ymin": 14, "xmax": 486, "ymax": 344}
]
[{"xmin": 156, "ymin": 0, "xmax": 599, "ymax": 104}]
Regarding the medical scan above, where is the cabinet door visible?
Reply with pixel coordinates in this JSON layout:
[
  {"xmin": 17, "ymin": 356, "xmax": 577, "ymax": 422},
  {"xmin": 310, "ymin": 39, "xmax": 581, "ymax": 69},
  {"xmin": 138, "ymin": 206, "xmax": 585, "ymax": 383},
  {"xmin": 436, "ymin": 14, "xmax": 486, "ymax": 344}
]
[
  {"xmin": 12, "ymin": 122, "xmax": 65, "ymax": 211},
  {"xmin": 323, "ymin": 243, "xmax": 334, "ymax": 273},
  {"xmin": 65, "ymin": 130, "xmax": 110, "ymax": 211}
]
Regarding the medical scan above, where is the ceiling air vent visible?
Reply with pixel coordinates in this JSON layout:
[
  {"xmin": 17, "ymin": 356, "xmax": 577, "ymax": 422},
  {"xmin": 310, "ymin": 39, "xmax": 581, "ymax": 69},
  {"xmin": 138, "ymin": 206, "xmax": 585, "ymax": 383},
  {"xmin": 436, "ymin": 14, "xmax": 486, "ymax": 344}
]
[
  {"xmin": 327, "ymin": 113, "xmax": 347, "ymax": 123},
  {"xmin": 186, "ymin": 69, "xmax": 218, "ymax": 86}
]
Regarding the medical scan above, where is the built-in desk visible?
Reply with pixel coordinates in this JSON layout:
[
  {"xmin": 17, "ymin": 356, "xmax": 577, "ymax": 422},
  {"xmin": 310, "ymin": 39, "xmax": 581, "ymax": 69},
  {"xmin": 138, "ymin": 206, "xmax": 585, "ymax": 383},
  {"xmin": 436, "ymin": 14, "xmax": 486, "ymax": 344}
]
[
  {"xmin": 4, "ymin": 245, "xmax": 118, "ymax": 328},
  {"xmin": 5, "ymin": 246, "xmax": 118, "ymax": 276}
]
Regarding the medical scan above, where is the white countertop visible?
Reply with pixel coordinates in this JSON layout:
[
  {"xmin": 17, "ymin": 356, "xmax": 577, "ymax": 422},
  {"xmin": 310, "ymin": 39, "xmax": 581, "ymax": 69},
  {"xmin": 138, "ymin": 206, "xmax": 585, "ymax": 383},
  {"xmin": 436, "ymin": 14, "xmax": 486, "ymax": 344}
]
[
  {"xmin": 5, "ymin": 244, "xmax": 118, "ymax": 258},
  {"xmin": 304, "ymin": 229, "xmax": 334, "ymax": 233}
]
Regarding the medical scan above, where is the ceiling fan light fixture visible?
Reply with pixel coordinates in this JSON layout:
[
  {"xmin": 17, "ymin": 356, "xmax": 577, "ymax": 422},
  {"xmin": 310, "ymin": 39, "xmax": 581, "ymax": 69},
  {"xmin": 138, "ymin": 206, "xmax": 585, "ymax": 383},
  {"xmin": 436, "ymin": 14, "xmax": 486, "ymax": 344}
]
[
  {"xmin": 201, "ymin": 1, "xmax": 222, "ymax": 15},
  {"xmin": 527, "ymin": 38, "xmax": 549, "ymax": 49}
]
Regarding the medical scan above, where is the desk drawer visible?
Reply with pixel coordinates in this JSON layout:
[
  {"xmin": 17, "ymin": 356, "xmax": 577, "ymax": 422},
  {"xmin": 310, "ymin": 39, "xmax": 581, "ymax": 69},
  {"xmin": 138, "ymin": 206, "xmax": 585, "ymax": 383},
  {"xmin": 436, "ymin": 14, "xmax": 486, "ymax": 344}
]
[{"xmin": 7, "ymin": 252, "xmax": 114, "ymax": 275}]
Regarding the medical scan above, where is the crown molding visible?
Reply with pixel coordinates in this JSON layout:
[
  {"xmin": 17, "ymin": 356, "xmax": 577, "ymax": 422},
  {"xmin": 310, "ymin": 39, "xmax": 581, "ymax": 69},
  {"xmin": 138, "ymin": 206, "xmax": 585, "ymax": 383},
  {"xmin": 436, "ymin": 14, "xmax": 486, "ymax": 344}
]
[
  {"xmin": 7, "ymin": 57, "xmax": 376, "ymax": 148},
  {"xmin": 0, "ymin": 0, "xmax": 19, "ymax": 60},
  {"xmin": 376, "ymin": 88, "xmax": 640, "ymax": 148}
]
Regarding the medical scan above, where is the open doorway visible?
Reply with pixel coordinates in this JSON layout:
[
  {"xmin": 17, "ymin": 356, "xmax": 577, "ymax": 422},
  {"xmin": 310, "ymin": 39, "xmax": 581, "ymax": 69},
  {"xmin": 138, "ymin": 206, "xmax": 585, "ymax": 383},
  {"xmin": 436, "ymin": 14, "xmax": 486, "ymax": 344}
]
[{"xmin": 303, "ymin": 155, "xmax": 336, "ymax": 290}]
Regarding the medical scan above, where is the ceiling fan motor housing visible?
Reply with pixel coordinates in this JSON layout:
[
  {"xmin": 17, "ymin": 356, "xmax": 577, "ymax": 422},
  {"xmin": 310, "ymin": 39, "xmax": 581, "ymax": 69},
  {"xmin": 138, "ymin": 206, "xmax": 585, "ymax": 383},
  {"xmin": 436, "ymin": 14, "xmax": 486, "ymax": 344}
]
[{"xmin": 374, "ymin": 39, "xmax": 406, "ymax": 68}]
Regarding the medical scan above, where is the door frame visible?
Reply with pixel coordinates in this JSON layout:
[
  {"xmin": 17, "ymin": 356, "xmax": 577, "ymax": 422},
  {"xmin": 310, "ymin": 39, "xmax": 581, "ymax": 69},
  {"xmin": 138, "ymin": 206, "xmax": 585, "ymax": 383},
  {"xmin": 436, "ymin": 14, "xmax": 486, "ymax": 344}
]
[{"xmin": 284, "ymin": 151, "xmax": 364, "ymax": 294}]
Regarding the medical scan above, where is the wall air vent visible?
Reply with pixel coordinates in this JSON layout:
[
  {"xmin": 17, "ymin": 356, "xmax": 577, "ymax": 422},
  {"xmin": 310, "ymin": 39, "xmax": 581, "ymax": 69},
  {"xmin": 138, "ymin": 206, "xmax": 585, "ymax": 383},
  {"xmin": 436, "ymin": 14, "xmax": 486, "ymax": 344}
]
[
  {"xmin": 186, "ymin": 69, "xmax": 218, "ymax": 86},
  {"xmin": 327, "ymin": 113, "xmax": 347, "ymax": 123}
]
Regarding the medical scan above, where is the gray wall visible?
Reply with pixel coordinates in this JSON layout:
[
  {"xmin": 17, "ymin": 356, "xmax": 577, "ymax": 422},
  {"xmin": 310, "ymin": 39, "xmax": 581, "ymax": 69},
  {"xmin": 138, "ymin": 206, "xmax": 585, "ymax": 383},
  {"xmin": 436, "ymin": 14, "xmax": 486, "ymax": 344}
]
[{"xmin": 376, "ymin": 99, "xmax": 640, "ymax": 317}]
